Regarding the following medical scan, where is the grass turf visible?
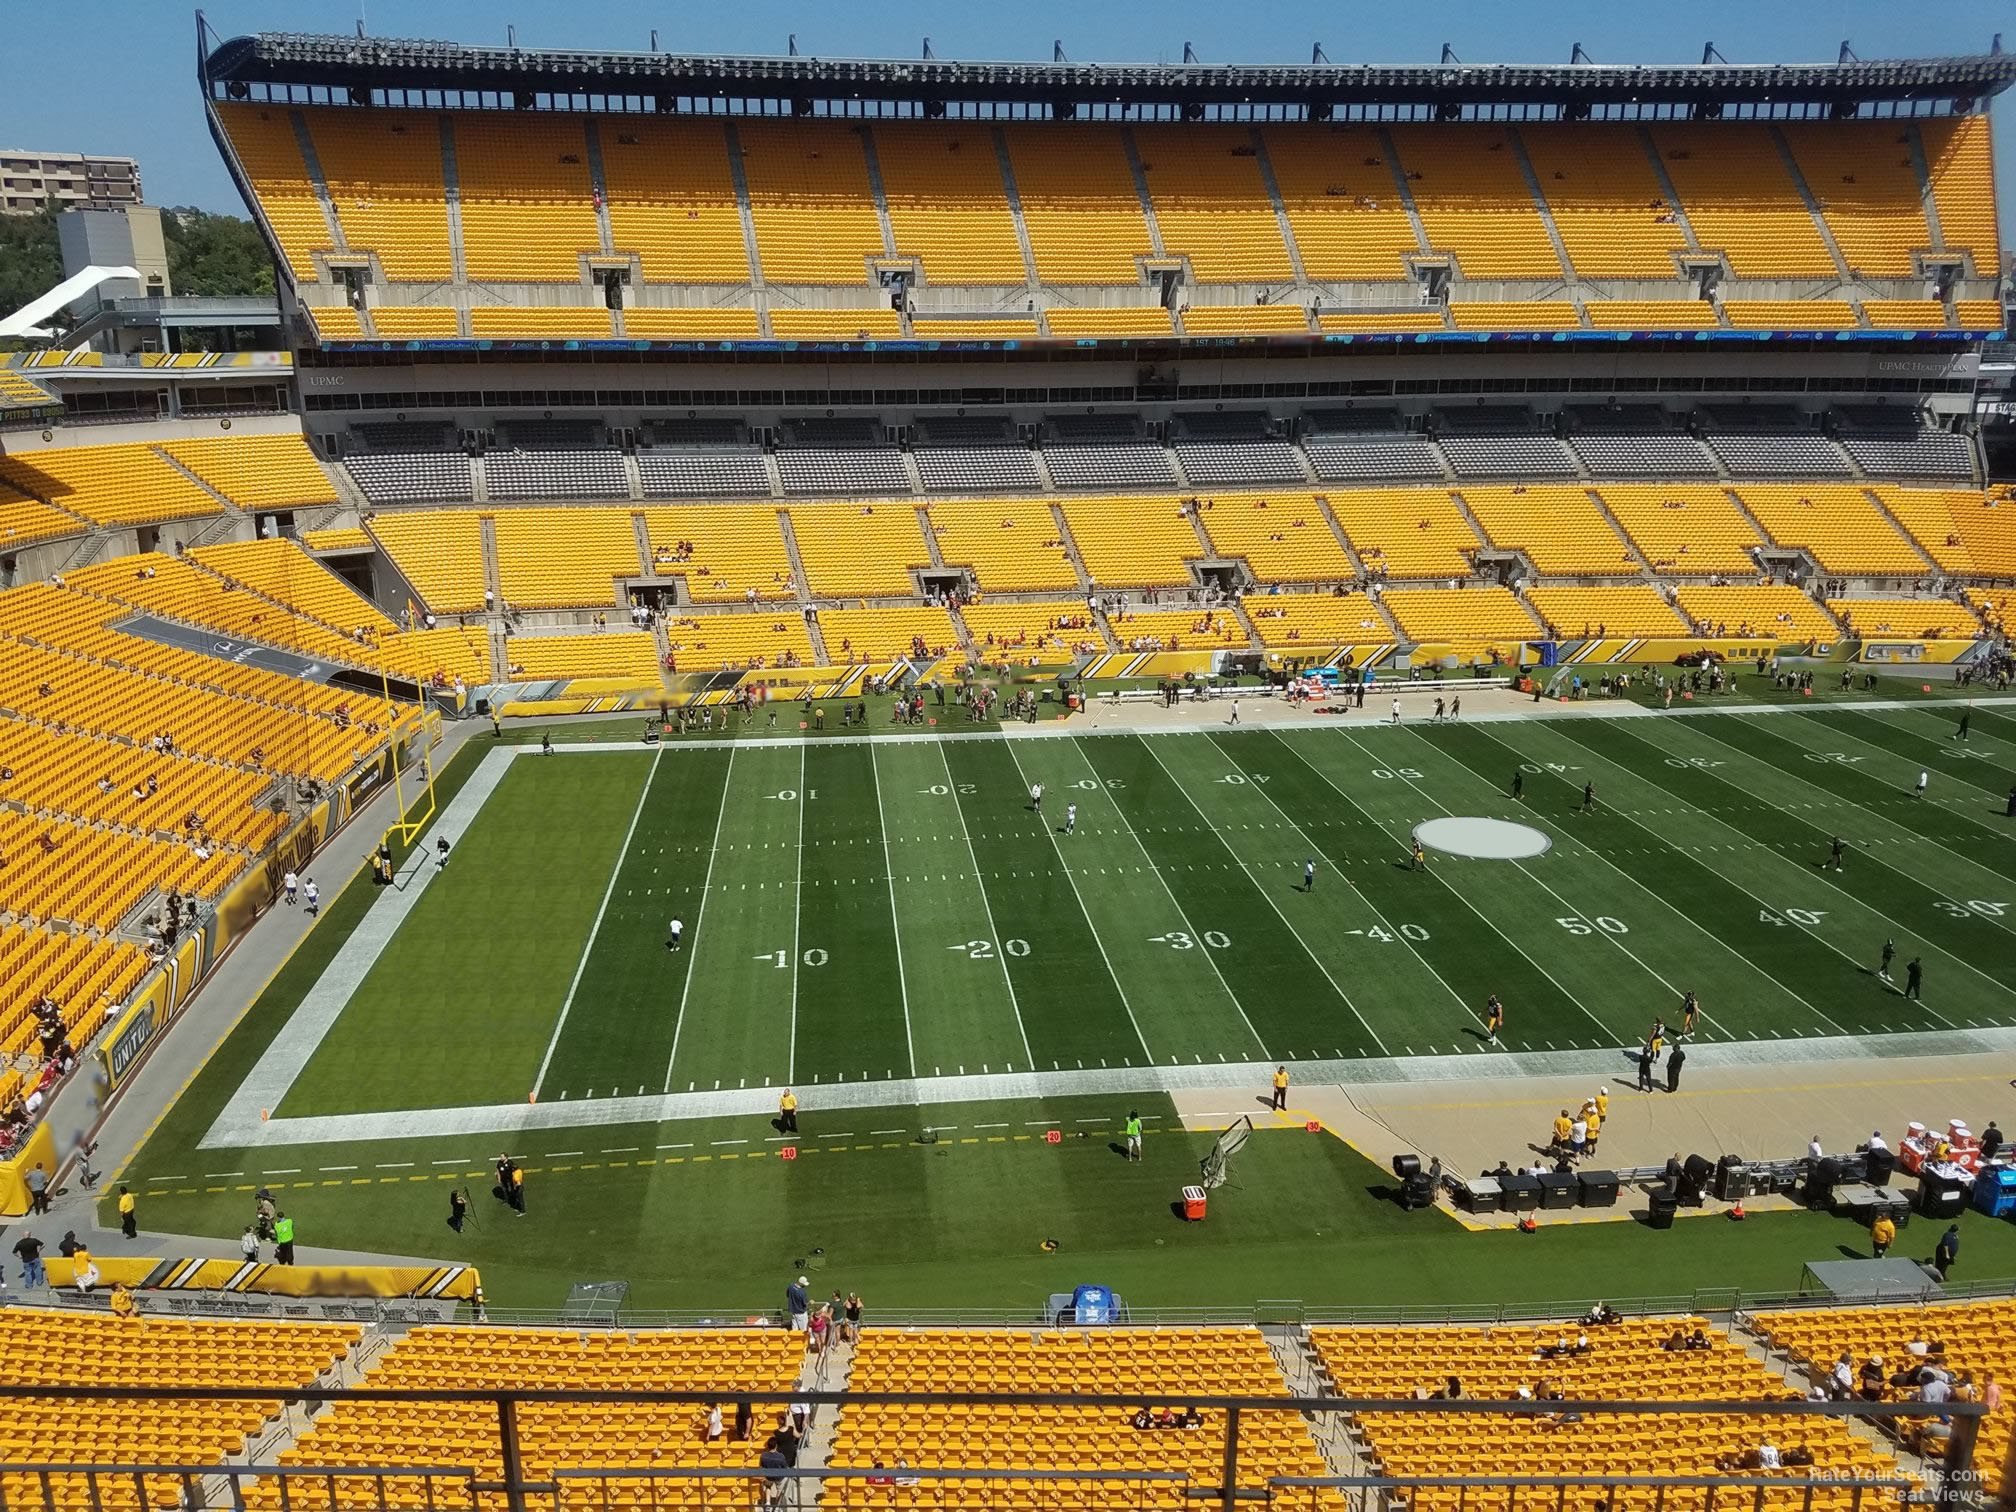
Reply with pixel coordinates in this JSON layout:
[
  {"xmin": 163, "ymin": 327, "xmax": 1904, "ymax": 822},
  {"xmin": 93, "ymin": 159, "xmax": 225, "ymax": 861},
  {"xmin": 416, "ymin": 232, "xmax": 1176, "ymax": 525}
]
[{"xmin": 112, "ymin": 692, "xmax": 2016, "ymax": 1308}]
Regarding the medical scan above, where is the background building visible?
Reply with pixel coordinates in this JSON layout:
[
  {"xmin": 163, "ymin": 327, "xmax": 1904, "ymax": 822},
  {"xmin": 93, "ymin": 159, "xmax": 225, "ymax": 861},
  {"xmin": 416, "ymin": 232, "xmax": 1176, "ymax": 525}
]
[{"xmin": 0, "ymin": 147, "xmax": 141, "ymax": 215}]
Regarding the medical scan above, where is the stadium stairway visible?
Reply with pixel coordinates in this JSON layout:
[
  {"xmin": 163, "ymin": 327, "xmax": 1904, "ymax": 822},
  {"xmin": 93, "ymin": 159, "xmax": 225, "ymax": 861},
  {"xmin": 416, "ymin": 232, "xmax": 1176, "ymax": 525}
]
[
  {"xmin": 1861, "ymin": 488, "xmax": 1945, "ymax": 576},
  {"xmin": 1046, "ymin": 502, "xmax": 1098, "ymax": 592},
  {"xmin": 1587, "ymin": 488, "xmax": 1657, "ymax": 574},
  {"xmin": 1769, "ymin": 125, "xmax": 1857, "ymax": 282}
]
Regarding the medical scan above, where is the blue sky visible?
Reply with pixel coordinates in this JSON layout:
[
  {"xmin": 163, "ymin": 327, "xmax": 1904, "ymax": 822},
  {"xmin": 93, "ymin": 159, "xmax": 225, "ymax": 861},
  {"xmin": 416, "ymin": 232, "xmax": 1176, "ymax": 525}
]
[{"xmin": 2, "ymin": 0, "xmax": 2011, "ymax": 230}]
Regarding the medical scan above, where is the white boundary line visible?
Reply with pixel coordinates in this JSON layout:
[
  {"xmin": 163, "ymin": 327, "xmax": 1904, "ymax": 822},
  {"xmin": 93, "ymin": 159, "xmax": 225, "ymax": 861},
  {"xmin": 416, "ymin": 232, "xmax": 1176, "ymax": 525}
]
[
  {"xmin": 663, "ymin": 744, "xmax": 738, "ymax": 1093},
  {"xmin": 531, "ymin": 746, "xmax": 662, "ymax": 1098}
]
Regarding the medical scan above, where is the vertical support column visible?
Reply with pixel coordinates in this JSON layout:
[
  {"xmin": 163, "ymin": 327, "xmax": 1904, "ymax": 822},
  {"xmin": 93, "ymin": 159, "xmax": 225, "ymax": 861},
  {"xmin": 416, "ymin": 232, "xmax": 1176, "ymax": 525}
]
[
  {"xmin": 1219, "ymin": 1404, "xmax": 1242, "ymax": 1512},
  {"xmin": 497, "ymin": 1397, "xmax": 529, "ymax": 1512}
]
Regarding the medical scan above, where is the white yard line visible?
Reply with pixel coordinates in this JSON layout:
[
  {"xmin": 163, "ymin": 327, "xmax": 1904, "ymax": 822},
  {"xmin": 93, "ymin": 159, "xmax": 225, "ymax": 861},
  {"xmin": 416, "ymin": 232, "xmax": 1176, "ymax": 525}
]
[
  {"xmin": 1136, "ymin": 733, "xmax": 1391, "ymax": 1056},
  {"xmin": 788, "ymin": 744, "xmax": 806, "ymax": 1083},
  {"xmin": 866, "ymin": 744, "xmax": 919, "ymax": 1078},
  {"xmin": 531, "ymin": 747, "xmax": 661, "ymax": 1099},
  {"xmin": 999, "ymin": 739, "xmax": 1157, "ymax": 1066},
  {"xmin": 663, "ymin": 744, "xmax": 738, "ymax": 1093},
  {"xmin": 933, "ymin": 741, "xmax": 1034, "ymax": 1069}
]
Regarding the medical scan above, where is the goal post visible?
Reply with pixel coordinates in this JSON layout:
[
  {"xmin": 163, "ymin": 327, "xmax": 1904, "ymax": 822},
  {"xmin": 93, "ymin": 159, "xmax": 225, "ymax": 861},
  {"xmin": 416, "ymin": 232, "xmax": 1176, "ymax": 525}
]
[{"xmin": 1199, "ymin": 1115, "xmax": 1253, "ymax": 1189}]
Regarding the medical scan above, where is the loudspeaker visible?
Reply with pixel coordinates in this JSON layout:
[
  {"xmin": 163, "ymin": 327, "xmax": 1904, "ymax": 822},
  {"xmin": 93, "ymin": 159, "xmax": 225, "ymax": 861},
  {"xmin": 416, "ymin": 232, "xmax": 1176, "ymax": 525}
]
[
  {"xmin": 1808, "ymin": 1156, "xmax": 1843, "ymax": 1209},
  {"xmin": 1400, "ymin": 1172, "xmax": 1435, "ymax": 1210},
  {"xmin": 1715, "ymin": 1160, "xmax": 1750, "ymax": 1202},
  {"xmin": 1391, "ymin": 1153, "xmax": 1422, "ymax": 1182},
  {"xmin": 1865, "ymin": 1147, "xmax": 1896, "ymax": 1188}
]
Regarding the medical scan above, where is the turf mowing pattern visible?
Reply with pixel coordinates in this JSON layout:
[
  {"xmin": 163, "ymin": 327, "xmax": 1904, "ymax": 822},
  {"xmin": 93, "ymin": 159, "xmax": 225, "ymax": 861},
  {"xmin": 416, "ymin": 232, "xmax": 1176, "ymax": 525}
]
[{"xmin": 276, "ymin": 701, "xmax": 2016, "ymax": 1122}]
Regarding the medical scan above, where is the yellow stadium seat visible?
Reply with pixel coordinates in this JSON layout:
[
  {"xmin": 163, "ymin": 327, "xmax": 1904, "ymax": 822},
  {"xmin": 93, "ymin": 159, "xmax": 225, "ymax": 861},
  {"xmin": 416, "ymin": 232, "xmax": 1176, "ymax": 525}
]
[
  {"xmin": 1920, "ymin": 116, "xmax": 2001, "ymax": 273},
  {"xmin": 788, "ymin": 502, "xmax": 931, "ymax": 596},
  {"xmin": 1731, "ymin": 485, "xmax": 1925, "ymax": 575},
  {"xmin": 1388, "ymin": 126, "xmax": 1562, "ymax": 279},
  {"xmin": 215, "ymin": 103, "xmax": 331, "ymax": 281},
  {"xmin": 455, "ymin": 116, "xmax": 601, "ymax": 283},
  {"xmin": 1460, "ymin": 485, "xmax": 1635, "ymax": 573},
  {"xmin": 1264, "ymin": 126, "xmax": 1422, "ymax": 281},
  {"xmin": 874, "ymin": 122, "xmax": 1027, "ymax": 285},
  {"xmin": 493, "ymin": 508, "xmax": 642, "ymax": 609},
  {"xmin": 1596, "ymin": 486, "xmax": 1764, "ymax": 576},
  {"xmin": 1004, "ymin": 126, "xmax": 1152, "ymax": 284},
  {"xmin": 1243, "ymin": 593, "xmax": 1392, "ymax": 648},
  {"xmin": 601, "ymin": 118, "xmax": 750, "ymax": 284},
  {"xmin": 1134, "ymin": 126, "xmax": 1293, "ymax": 282},
  {"xmin": 1059, "ymin": 496, "xmax": 1203, "ymax": 587},
  {"xmin": 302, "ymin": 108, "xmax": 454, "ymax": 281},
  {"xmin": 1328, "ymin": 489, "xmax": 1482, "ymax": 579},
  {"xmin": 1649, "ymin": 125, "xmax": 1837, "ymax": 278},
  {"xmin": 928, "ymin": 500, "xmax": 1079, "ymax": 592},
  {"xmin": 738, "ymin": 120, "xmax": 885, "ymax": 285},
  {"xmin": 1520, "ymin": 124, "xmax": 1691, "ymax": 278},
  {"xmin": 1673, "ymin": 584, "xmax": 1838, "ymax": 640},
  {"xmin": 1526, "ymin": 586, "xmax": 1690, "ymax": 639}
]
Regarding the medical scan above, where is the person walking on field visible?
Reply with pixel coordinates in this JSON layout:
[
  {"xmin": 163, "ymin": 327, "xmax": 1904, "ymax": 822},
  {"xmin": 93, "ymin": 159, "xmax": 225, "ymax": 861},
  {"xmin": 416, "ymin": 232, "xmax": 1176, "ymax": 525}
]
[
  {"xmin": 1064, "ymin": 803, "xmax": 1077, "ymax": 835},
  {"xmin": 1581, "ymin": 781, "xmax": 1597, "ymax": 814},
  {"xmin": 1879, "ymin": 938, "xmax": 1896, "ymax": 984},
  {"xmin": 1228, "ymin": 701, "xmax": 1239, "ymax": 726},
  {"xmin": 449, "ymin": 1187, "xmax": 469, "ymax": 1233},
  {"xmin": 1957, "ymin": 710, "xmax": 1971, "ymax": 742},
  {"xmin": 1511, "ymin": 770, "xmax": 1524, "ymax": 801},
  {"xmin": 1636, "ymin": 1042, "xmax": 1655, "ymax": 1093},
  {"xmin": 1483, "ymin": 994, "xmax": 1504, "ymax": 1047},
  {"xmin": 1271, "ymin": 1066, "xmax": 1290, "ymax": 1112},
  {"xmin": 1124, "ymin": 1111, "xmax": 1144, "ymax": 1161},
  {"xmin": 667, "ymin": 917, "xmax": 684, "ymax": 953},
  {"xmin": 1934, "ymin": 1223, "xmax": 1960, "ymax": 1277},
  {"xmin": 273, "ymin": 1211, "xmax": 295, "ymax": 1265},
  {"xmin": 1665, "ymin": 1041, "xmax": 1686, "ymax": 1094},
  {"xmin": 1905, "ymin": 958, "xmax": 1924, "ymax": 1002},
  {"xmin": 1391, "ymin": 698, "xmax": 1402, "ymax": 726},
  {"xmin": 1028, "ymin": 782, "xmax": 1043, "ymax": 812},
  {"xmin": 1827, "ymin": 836, "xmax": 1846, "ymax": 872},
  {"xmin": 1680, "ymin": 991, "xmax": 1700, "ymax": 1037},
  {"xmin": 1916, "ymin": 769, "xmax": 1929, "ymax": 800},
  {"xmin": 1870, "ymin": 1212, "xmax": 1896, "ymax": 1259},
  {"xmin": 1302, "ymin": 858, "xmax": 1317, "ymax": 893},
  {"xmin": 779, "ymin": 1089, "xmax": 799, "ymax": 1134}
]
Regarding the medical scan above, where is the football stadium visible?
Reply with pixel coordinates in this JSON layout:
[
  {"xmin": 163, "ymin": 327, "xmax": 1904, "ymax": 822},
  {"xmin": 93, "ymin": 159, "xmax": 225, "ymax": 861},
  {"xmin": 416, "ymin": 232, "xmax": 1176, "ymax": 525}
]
[{"xmin": 5, "ymin": 9, "xmax": 2016, "ymax": 1510}]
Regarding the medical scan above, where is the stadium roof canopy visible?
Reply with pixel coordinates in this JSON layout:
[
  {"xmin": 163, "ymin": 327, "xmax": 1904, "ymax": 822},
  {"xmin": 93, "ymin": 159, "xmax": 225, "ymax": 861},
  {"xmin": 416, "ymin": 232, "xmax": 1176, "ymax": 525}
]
[{"xmin": 202, "ymin": 27, "xmax": 2016, "ymax": 118}]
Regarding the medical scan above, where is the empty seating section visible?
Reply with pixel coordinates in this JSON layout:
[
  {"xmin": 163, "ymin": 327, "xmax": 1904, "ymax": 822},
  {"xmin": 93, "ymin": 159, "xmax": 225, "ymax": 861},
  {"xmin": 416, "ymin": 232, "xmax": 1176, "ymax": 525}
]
[
  {"xmin": 369, "ymin": 306, "xmax": 462, "ymax": 338},
  {"xmin": 790, "ymin": 503, "xmax": 929, "ymax": 596},
  {"xmin": 1722, "ymin": 301, "xmax": 1859, "ymax": 330},
  {"xmin": 1526, "ymin": 586, "xmax": 1689, "ymax": 638},
  {"xmin": 0, "ymin": 369, "xmax": 59, "ymax": 409},
  {"xmin": 1840, "ymin": 430, "xmax": 1976, "ymax": 479},
  {"xmin": 0, "ymin": 444, "xmax": 221, "ymax": 528},
  {"xmin": 215, "ymin": 104, "xmax": 328, "ymax": 280},
  {"xmin": 1005, "ymin": 126, "xmax": 1151, "ymax": 284},
  {"xmin": 0, "ymin": 927, "xmax": 148, "ymax": 1096},
  {"xmin": 304, "ymin": 526, "xmax": 370, "ymax": 551},
  {"xmin": 1197, "ymin": 495, "xmax": 1353, "ymax": 581},
  {"xmin": 1134, "ymin": 126, "xmax": 1291, "ymax": 282},
  {"xmin": 1389, "ymin": 127, "xmax": 1560, "ymax": 278},
  {"xmin": 1732, "ymin": 485, "xmax": 1925, "ymax": 575},
  {"xmin": 469, "ymin": 307, "xmax": 613, "ymax": 340},
  {"xmin": 0, "ymin": 482, "xmax": 86, "ymax": 549},
  {"xmin": 1755, "ymin": 1302, "xmax": 2013, "ymax": 1474},
  {"xmin": 1921, "ymin": 116, "xmax": 2001, "ymax": 271},
  {"xmin": 1707, "ymin": 434, "xmax": 1852, "ymax": 477},
  {"xmin": 250, "ymin": 1325, "xmax": 801, "ymax": 1512},
  {"xmin": 1109, "ymin": 607, "xmax": 1249, "ymax": 650},
  {"xmin": 1447, "ymin": 302, "xmax": 1581, "ymax": 331},
  {"xmin": 637, "ymin": 452, "xmax": 770, "ymax": 496},
  {"xmin": 1329, "ymin": 489, "xmax": 1481, "ymax": 578},
  {"xmin": 1782, "ymin": 124, "xmax": 1930, "ymax": 278},
  {"xmin": 487, "ymin": 449, "xmax": 629, "ymax": 501},
  {"xmin": 963, "ymin": 600, "xmax": 1104, "ymax": 658},
  {"xmin": 738, "ymin": 120, "xmax": 884, "ymax": 284},
  {"xmin": 1045, "ymin": 307, "xmax": 1174, "ymax": 338},
  {"xmin": 1310, "ymin": 1321, "xmax": 1899, "ymax": 1512},
  {"xmin": 346, "ymin": 452, "xmax": 474, "ymax": 503},
  {"xmin": 1174, "ymin": 438, "xmax": 1306, "ymax": 483},
  {"xmin": 1243, "ymin": 592, "xmax": 1391, "ymax": 647},
  {"xmin": 1596, "ymin": 486, "xmax": 1763, "ymax": 575},
  {"xmin": 873, "ymin": 123, "xmax": 1025, "ymax": 284},
  {"xmin": 1520, "ymin": 125, "xmax": 1690, "ymax": 277},
  {"xmin": 1568, "ymin": 435, "xmax": 1718, "ymax": 476},
  {"xmin": 164, "ymin": 435, "xmax": 336, "ymax": 507},
  {"xmin": 775, "ymin": 447, "xmax": 910, "ymax": 494},
  {"xmin": 1044, "ymin": 442, "xmax": 1178, "ymax": 488},
  {"xmin": 1827, "ymin": 598, "xmax": 1982, "ymax": 639},
  {"xmin": 384, "ymin": 625, "xmax": 493, "ymax": 684},
  {"xmin": 622, "ymin": 307, "xmax": 762, "ymax": 339},
  {"xmin": 1263, "ymin": 127, "xmax": 1421, "ymax": 280},
  {"xmin": 928, "ymin": 500, "xmax": 1079, "ymax": 592},
  {"xmin": 0, "ymin": 1310, "xmax": 358, "ymax": 1512},
  {"xmin": 1061, "ymin": 497, "xmax": 1202, "ymax": 587},
  {"xmin": 1650, "ymin": 125, "xmax": 1836, "ymax": 278},
  {"xmin": 368, "ymin": 512, "xmax": 488, "ymax": 612},
  {"xmin": 190, "ymin": 539, "xmax": 395, "ymax": 641},
  {"xmin": 1315, "ymin": 309, "xmax": 1447, "ymax": 332},
  {"xmin": 505, "ymin": 632, "xmax": 659, "ymax": 681},
  {"xmin": 833, "ymin": 1329, "xmax": 1333, "ymax": 1512},
  {"xmin": 454, "ymin": 116, "xmax": 598, "ymax": 282},
  {"xmin": 663, "ymin": 612, "xmax": 814, "ymax": 670},
  {"xmin": 911, "ymin": 318, "xmax": 1042, "ymax": 339},
  {"xmin": 645, "ymin": 506, "xmax": 794, "ymax": 602},
  {"xmin": 1860, "ymin": 300, "xmax": 1949, "ymax": 329},
  {"xmin": 1583, "ymin": 301, "xmax": 1719, "ymax": 329},
  {"xmin": 0, "ymin": 795, "xmax": 241, "ymax": 930},
  {"xmin": 1436, "ymin": 435, "xmax": 1580, "ymax": 478},
  {"xmin": 1180, "ymin": 305, "xmax": 1310, "ymax": 335},
  {"xmin": 1956, "ymin": 300, "xmax": 2005, "ymax": 330},
  {"xmin": 1674, "ymin": 584, "xmax": 1839, "ymax": 640},
  {"xmin": 303, "ymin": 108, "xmax": 453, "ymax": 281},
  {"xmin": 600, "ymin": 119, "xmax": 749, "ymax": 283},
  {"xmin": 768, "ymin": 308, "xmax": 904, "ymax": 341},
  {"xmin": 819, "ymin": 605, "xmax": 958, "ymax": 661},
  {"xmin": 493, "ymin": 509, "xmax": 640, "ymax": 608},
  {"xmin": 1382, "ymin": 586, "xmax": 1537, "ymax": 643},
  {"xmin": 1461, "ymin": 485, "xmax": 1635, "ymax": 573},
  {"xmin": 914, "ymin": 446, "xmax": 1042, "ymax": 492},
  {"xmin": 1872, "ymin": 488, "xmax": 2016, "ymax": 575},
  {"xmin": 66, "ymin": 553, "xmax": 372, "ymax": 668},
  {"xmin": 1304, "ymin": 437, "xmax": 1444, "ymax": 482}
]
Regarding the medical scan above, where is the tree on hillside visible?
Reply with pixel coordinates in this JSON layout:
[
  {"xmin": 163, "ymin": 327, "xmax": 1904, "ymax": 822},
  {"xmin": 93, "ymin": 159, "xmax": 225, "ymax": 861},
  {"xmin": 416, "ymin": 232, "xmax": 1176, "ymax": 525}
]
[
  {"xmin": 163, "ymin": 207, "xmax": 275, "ymax": 297},
  {"xmin": 0, "ymin": 211, "xmax": 64, "ymax": 336}
]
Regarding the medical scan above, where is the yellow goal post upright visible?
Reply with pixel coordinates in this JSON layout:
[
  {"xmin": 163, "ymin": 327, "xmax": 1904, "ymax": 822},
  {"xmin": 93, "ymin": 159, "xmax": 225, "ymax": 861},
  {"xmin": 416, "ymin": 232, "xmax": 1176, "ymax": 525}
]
[{"xmin": 375, "ymin": 648, "xmax": 444, "ymax": 853}]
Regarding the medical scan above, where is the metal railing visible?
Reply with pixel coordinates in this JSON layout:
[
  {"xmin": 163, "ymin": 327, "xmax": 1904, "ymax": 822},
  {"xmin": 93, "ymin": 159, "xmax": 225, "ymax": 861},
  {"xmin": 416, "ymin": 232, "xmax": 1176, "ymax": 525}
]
[
  {"xmin": 1267, "ymin": 1474, "xmax": 1932, "ymax": 1512},
  {"xmin": 0, "ymin": 1388, "xmax": 1989, "ymax": 1512}
]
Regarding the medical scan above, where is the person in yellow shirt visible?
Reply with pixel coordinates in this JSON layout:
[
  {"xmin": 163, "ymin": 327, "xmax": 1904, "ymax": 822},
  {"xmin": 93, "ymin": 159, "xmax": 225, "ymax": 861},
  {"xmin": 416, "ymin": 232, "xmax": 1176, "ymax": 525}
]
[
  {"xmin": 1552, "ymin": 1110, "xmax": 1573, "ymax": 1153},
  {"xmin": 117, "ymin": 1186, "xmax": 137, "ymax": 1239},
  {"xmin": 779, "ymin": 1089, "xmax": 799, "ymax": 1135},
  {"xmin": 1584, "ymin": 1109, "xmax": 1601, "ymax": 1158},
  {"xmin": 1871, "ymin": 1213, "xmax": 1897, "ymax": 1259},
  {"xmin": 108, "ymin": 1283, "xmax": 136, "ymax": 1321},
  {"xmin": 1594, "ymin": 1087, "xmax": 1609, "ymax": 1122},
  {"xmin": 1270, "ymin": 1067, "xmax": 1290, "ymax": 1112}
]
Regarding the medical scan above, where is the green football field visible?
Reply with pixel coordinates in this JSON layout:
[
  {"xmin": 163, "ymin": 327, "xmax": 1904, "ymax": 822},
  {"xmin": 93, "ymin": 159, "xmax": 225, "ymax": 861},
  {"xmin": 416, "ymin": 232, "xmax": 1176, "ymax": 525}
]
[{"xmin": 109, "ymin": 687, "xmax": 2016, "ymax": 1309}]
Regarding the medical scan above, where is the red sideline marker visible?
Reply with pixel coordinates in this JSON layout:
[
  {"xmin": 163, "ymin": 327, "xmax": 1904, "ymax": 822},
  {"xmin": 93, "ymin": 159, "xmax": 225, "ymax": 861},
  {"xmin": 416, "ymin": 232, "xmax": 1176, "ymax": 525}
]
[
  {"xmin": 780, "ymin": 1146, "xmax": 798, "ymax": 1161},
  {"xmin": 1045, "ymin": 1129, "xmax": 1062, "ymax": 1145},
  {"xmin": 1305, "ymin": 1119, "xmax": 1322, "ymax": 1133}
]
